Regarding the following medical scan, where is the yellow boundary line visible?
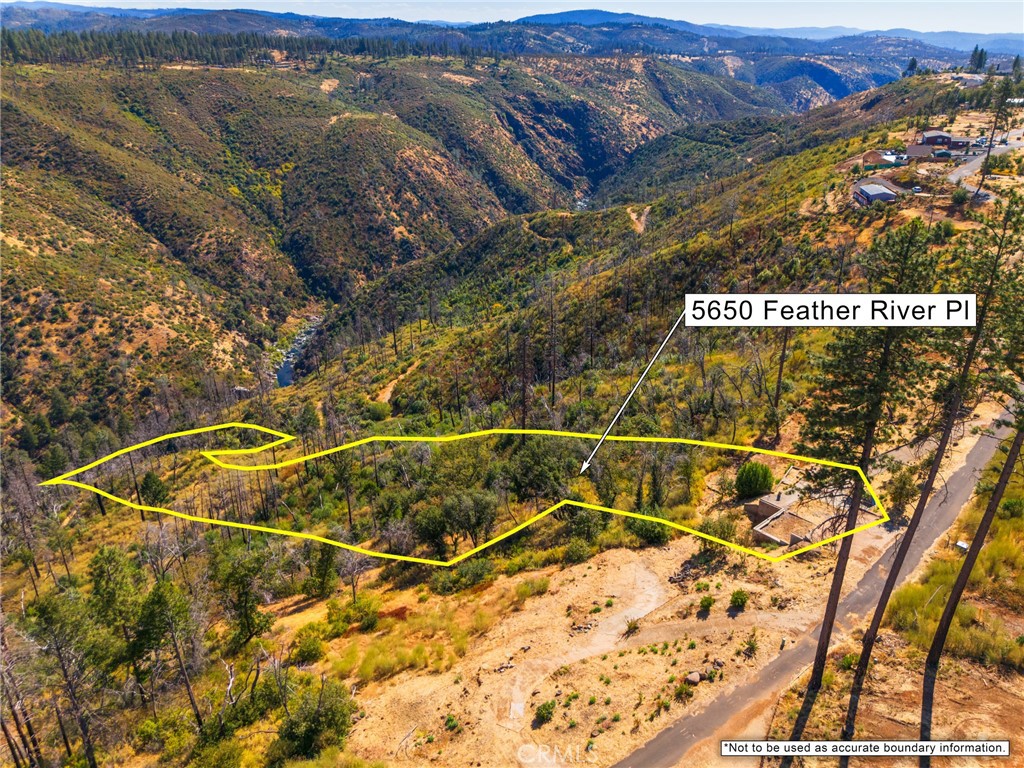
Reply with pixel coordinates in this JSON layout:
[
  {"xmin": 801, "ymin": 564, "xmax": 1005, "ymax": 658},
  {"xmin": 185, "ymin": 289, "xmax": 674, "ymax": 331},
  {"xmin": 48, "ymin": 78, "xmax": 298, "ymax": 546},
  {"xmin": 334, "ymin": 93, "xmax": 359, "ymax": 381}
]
[{"xmin": 42, "ymin": 422, "xmax": 888, "ymax": 565}]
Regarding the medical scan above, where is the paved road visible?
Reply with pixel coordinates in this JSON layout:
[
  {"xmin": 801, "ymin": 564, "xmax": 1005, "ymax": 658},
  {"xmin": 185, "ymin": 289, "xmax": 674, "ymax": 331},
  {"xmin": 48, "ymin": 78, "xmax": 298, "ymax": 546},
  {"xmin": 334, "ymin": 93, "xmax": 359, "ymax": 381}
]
[
  {"xmin": 946, "ymin": 129, "xmax": 1024, "ymax": 199},
  {"xmin": 613, "ymin": 421, "xmax": 1012, "ymax": 768}
]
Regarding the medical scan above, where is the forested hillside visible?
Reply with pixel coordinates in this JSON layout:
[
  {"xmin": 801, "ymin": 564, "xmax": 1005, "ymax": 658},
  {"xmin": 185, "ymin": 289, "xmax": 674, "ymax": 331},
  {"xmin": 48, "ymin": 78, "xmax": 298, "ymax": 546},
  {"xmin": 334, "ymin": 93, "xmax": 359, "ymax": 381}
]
[
  {"xmin": 1, "ymin": 37, "xmax": 785, "ymax": 441},
  {"xmin": 597, "ymin": 75, "xmax": 960, "ymax": 203},
  {"xmin": 0, "ymin": 18, "xmax": 978, "ymax": 110}
]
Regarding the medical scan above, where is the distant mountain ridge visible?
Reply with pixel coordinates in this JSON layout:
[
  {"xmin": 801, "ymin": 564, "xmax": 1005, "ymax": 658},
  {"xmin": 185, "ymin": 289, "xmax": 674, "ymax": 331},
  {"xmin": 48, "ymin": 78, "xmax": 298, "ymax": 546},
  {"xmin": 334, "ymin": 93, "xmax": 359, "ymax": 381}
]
[
  {"xmin": 706, "ymin": 23, "xmax": 865, "ymax": 41},
  {"xmin": 2, "ymin": 2, "xmax": 1020, "ymax": 55},
  {"xmin": 1, "ymin": 2, "xmax": 991, "ymax": 114},
  {"xmin": 2, "ymin": 2, "xmax": 995, "ymax": 62},
  {"xmin": 862, "ymin": 28, "xmax": 1023, "ymax": 55},
  {"xmin": 517, "ymin": 8, "xmax": 1022, "ymax": 54},
  {"xmin": 1, "ymin": 0, "xmax": 205, "ymax": 17},
  {"xmin": 515, "ymin": 9, "xmax": 742, "ymax": 37}
]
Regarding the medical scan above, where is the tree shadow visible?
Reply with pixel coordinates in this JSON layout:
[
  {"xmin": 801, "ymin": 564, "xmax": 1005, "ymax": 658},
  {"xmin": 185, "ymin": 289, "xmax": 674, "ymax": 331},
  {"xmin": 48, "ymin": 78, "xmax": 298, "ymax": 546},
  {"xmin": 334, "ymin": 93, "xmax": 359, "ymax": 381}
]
[
  {"xmin": 686, "ymin": 550, "xmax": 728, "ymax": 576},
  {"xmin": 882, "ymin": 509, "xmax": 910, "ymax": 532},
  {"xmin": 919, "ymin": 660, "xmax": 939, "ymax": 768},
  {"xmin": 779, "ymin": 682, "xmax": 823, "ymax": 768}
]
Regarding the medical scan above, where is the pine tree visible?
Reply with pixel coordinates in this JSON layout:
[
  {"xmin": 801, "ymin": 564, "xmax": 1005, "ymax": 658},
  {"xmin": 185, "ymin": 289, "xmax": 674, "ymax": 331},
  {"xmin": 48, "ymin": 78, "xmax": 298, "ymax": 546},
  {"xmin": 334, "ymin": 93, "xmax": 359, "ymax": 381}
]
[
  {"xmin": 136, "ymin": 578, "xmax": 204, "ymax": 729},
  {"xmin": 303, "ymin": 541, "xmax": 338, "ymax": 599},
  {"xmin": 785, "ymin": 221, "xmax": 940, "ymax": 748},
  {"xmin": 88, "ymin": 547, "xmax": 149, "ymax": 704},
  {"xmin": 26, "ymin": 591, "xmax": 115, "ymax": 768},
  {"xmin": 976, "ymin": 78, "xmax": 1015, "ymax": 199},
  {"xmin": 840, "ymin": 192, "xmax": 1024, "ymax": 752},
  {"xmin": 969, "ymin": 45, "xmax": 988, "ymax": 72},
  {"xmin": 139, "ymin": 470, "xmax": 169, "ymax": 506},
  {"xmin": 919, "ymin": 238, "xmax": 1024, "ymax": 759},
  {"xmin": 212, "ymin": 545, "xmax": 275, "ymax": 650}
]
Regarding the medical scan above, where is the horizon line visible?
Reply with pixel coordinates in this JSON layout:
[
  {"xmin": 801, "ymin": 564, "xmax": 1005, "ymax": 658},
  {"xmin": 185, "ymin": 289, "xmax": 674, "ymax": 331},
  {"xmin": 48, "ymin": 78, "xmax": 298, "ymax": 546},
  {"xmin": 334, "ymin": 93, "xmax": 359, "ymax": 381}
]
[{"xmin": 1, "ymin": 2, "xmax": 1020, "ymax": 39}]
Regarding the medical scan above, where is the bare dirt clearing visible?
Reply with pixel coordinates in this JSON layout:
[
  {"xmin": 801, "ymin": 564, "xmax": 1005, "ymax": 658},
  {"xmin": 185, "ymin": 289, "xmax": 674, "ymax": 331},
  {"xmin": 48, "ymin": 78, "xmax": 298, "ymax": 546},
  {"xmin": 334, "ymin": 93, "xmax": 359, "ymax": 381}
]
[
  {"xmin": 376, "ymin": 360, "xmax": 421, "ymax": 403},
  {"xmin": 340, "ymin": 524, "xmax": 888, "ymax": 767},
  {"xmin": 627, "ymin": 205, "xmax": 651, "ymax": 234},
  {"xmin": 764, "ymin": 632, "xmax": 1024, "ymax": 768}
]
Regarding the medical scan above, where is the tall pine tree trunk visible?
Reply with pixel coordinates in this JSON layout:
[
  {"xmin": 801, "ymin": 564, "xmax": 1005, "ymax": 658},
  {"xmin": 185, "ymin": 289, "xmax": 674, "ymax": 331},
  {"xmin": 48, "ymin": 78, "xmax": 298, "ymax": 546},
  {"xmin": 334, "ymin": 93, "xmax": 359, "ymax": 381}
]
[
  {"xmin": 843, "ymin": 256, "xmax": 1003, "ymax": 749},
  {"xmin": 772, "ymin": 327, "xmax": 790, "ymax": 442},
  {"xmin": 782, "ymin": 330, "xmax": 896, "ymax": 762},
  {"xmin": 809, "ymin": 330, "xmax": 893, "ymax": 690},
  {"xmin": 51, "ymin": 641, "xmax": 98, "ymax": 768},
  {"xmin": 1, "ymin": 714, "xmax": 25, "ymax": 768},
  {"xmin": 808, "ymin": 435, "xmax": 874, "ymax": 689},
  {"xmin": 840, "ymin": 202, "xmax": 1013, "ymax": 750},
  {"xmin": 919, "ymin": 426, "xmax": 1023, "ymax": 765}
]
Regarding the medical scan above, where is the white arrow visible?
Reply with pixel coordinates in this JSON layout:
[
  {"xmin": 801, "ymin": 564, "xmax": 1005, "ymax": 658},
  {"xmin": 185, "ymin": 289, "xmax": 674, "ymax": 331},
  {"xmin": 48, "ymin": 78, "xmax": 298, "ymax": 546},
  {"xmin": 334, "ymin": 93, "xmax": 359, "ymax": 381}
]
[{"xmin": 579, "ymin": 306, "xmax": 687, "ymax": 474}]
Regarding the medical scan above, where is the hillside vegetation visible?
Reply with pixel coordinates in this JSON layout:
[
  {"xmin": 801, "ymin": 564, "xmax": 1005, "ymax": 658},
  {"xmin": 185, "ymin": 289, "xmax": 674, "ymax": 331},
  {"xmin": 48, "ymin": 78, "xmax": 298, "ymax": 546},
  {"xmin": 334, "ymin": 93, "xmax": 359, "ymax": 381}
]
[
  {"xmin": 2, "ymin": 28, "xmax": 1023, "ymax": 768},
  {"xmin": 0, "ymin": 48, "xmax": 784, "ymax": 432}
]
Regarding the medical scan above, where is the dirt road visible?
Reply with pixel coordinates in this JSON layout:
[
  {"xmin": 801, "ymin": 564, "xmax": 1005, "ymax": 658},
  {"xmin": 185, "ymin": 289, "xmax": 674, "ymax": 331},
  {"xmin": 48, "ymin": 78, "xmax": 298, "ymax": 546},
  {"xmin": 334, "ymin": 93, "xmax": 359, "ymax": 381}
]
[
  {"xmin": 613, "ymin": 419, "xmax": 1013, "ymax": 768},
  {"xmin": 506, "ymin": 559, "xmax": 669, "ymax": 725}
]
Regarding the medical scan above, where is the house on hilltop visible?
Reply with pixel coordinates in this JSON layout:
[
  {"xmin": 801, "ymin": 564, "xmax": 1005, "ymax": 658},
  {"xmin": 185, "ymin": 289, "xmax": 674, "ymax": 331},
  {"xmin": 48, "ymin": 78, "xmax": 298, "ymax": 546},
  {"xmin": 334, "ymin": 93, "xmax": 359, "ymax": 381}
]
[
  {"xmin": 951, "ymin": 74, "xmax": 984, "ymax": 88},
  {"xmin": 861, "ymin": 150, "xmax": 906, "ymax": 170},
  {"xmin": 906, "ymin": 144, "xmax": 936, "ymax": 161},
  {"xmin": 854, "ymin": 182, "xmax": 897, "ymax": 205},
  {"xmin": 922, "ymin": 130, "xmax": 952, "ymax": 146}
]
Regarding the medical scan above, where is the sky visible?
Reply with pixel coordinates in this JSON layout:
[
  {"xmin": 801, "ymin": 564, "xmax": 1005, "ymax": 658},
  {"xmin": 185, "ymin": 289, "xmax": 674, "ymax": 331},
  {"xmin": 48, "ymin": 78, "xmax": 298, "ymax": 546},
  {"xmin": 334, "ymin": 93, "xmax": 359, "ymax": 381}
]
[{"xmin": 28, "ymin": 0, "xmax": 1024, "ymax": 34}]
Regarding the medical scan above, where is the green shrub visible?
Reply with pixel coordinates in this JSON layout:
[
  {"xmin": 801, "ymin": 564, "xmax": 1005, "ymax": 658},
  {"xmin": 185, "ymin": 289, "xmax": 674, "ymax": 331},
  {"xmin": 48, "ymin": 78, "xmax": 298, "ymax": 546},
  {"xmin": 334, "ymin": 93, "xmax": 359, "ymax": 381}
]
[
  {"xmin": 742, "ymin": 629, "xmax": 758, "ymax": 658},
  {"xmin": 952, "ymin": 187, "xmax": 970, "ymax": 206},
  {"xmin": 839, "ymin": 652, "xmax": 859, "ymax": 671},
  {"xmin": 673, "ymin": 682, "xmax": 693, "ymax": 701},
  {"xmin": 699, "ymin": 595, "xmax": 715, "ymax": 613},
  {"xmin": 133, "ymin": 712, "xmax": 193, "ymax": 756},
  {"xmin": 886, "ymin": 467, "xmax": 919, "ymax": 516},
  {"xmin": 273, "ymin": 679, "xmax": 355, "ymax": 760},
  {"xmin": 625, "ymin": 515, "xmax": 670, "ymax": 546},
  {"xmin": 192, "ymin": 740, "xmax": 244, "ymax": 768},
  {"xmin": 999, "ymin": 498, "xmax": 1023, "ymax": 519},
  {"xmin": 353, "ymin": 598, "xmax": 381, "ymax": 632},
  {"xmin": 534, "ymin": 700, "xmax": 557, "ymax": 726},
  {"xmin": 569, "ymin": 508, "xmax": 605, "ymax": 541},
  {"xmin": 198, "ymin": 676, "xmax": 283, "ymax": 746},
  {"xmin": 430, "ymin": 558, "xmax": 495, "ymax": 595},
  {"xmin": 292, "ymin": 624, "xmax": 327, "ymax": 665},
  {"xmin": 326, "ymin": 595, "xmax": 382, "ymax": 634},
  {"xmin": 514, "ymin": 577, "xmax": 550, "ymax": 603},
  {"xmin": 729, "ymin": 590, "xmax": 749, "ymax": 611},
  {"xmin": 563, "ymin": 537, "xmax": 593, "ymax": 564},
  {"xmin": 697, "ymin": 515, "xmax": 736, "ymax": 551},
  {"xmin": 364, "ymin": 401, "xmax": 391, "ymax": 422},
  {"xmin": 736, "ymin": 462, "xmax": 773, "ymax": 499},
  {"xmin": 930, "ymin": 218, "xmax": 956, "ymax": 244}
]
